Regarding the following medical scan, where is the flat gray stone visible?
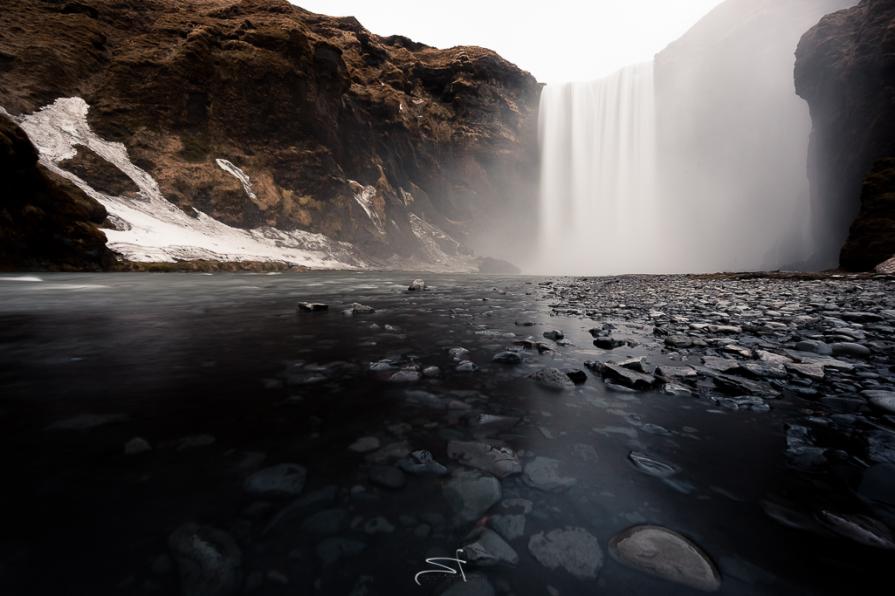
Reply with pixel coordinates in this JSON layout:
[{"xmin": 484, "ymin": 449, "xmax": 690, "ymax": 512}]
[
  {"xmin": 863, "ymin": 390, "xmax": 895, "ymax": 414},
  {"xmin": 528, "ymin": 527, "xmax": 603, "ymax": 580},
  {"xmin": 609, "ymin": 525, "xmax": 721, "ymax": 592},
  {"xmin": 463, "ymin": 527, "xmax": 519, "ymax": 566},
  {"xmin": 168, "ymin": 524, "xmax": 242, "ymax": 596},
  {"xmin": 443, "ymin": 469, "xmax": 501, "ymax": 524},
  {"xmin": 490, "ymin": 514, "xmax": 526, "ymax": 541},
  {"xmin": 447, "ymin": 441, "xmax": 521, "ymax": 478},
  {"xmin": 348, "ymin": 436, "xmax": 381, "ymax": 453},
  {"xmin": 244, "ymin": 464, "xmax": 306, "ymax": 498},
  {"xmin": 523, "ymin": 457, "xmax": 576, "ymax": 492}
]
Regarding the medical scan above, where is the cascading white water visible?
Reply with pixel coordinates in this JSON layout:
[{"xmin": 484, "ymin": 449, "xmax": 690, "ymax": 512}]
[{"xmin": 536, "ymin": 62, "xmax": 671, "ymax": 275}]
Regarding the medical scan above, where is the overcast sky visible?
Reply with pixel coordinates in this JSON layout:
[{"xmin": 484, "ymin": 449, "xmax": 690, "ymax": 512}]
[{"xmin": 291, "ymin": 1, "xmax": 727, "ymax": 84}]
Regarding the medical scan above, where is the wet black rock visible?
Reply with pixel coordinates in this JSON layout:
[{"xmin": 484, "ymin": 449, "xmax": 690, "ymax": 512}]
[
  {"xmin": 542, "ymin": 330, "xmax": 564, "ymax": 341},
  {"xmin": 594, "ymin": 337, "xmax": 626, "ymax": 350},
  {"xmin": 168, "ymin": 524, "xmax": 242, "ymax": 596},
  {"xmin": 527, "ymin": 527, "xmax": 603, "ymax": 580},
  {"xmin": 297, "ymin": 302, "xmax": 328, "ymax": 312},
  {"xmin": 628, "ymin": 451, "xmax": 677, "ymax": 478},
  {"xmin": 565, "ymin": 369, "xmax": 588, "ymax": 384},
  {"xmin": 529, "ymin": 367, "xmax": 575, "ymax": 391},
  {"xmin": 408, "ymin": 279, "xmax": 426, "ymax": 291},
  {"xmin": 863, "ymin": 390, "xmax": 895, "ymax": 414},
  {"xmin": 447, "ymin": 440, "xmax": 521, "ymax": 478},
  {"xmin": 346, "ymin": 303, "xmax": 376, "ymax": 315},
  {"xmin": 316, "ymin": 538, "xmax": 366, "ymax": 565},
  {"xmin": 463, "ymin": 527, "xmax": 519, "ymax": 567},
  {"xmin": 522, "ymin": 456, "xmax": 577, "ymax": 492},
  {"xmin": 817, "ymin": 511, "xmax": 895, "ymax": 549},
  {"xmin": 398, "ymin": 450, "xmax": 449, "ymax": 476},
  {"xmin": 492, "ymin": 350, "xmax": 523, "ymax": 364},
  {"xmin": 601, "ymin": 363, "xmax": 657, "ymax": 391},
  {"xmin": 368, "ymin": 464, "xmax": 406, "ymax": 489},
  {"xmin": 443, "ymin": 469, "xmax": 502, "ymax": 524},
  {"xmin": 244, "ymin": 464, "xmax": 306, "ymax": 498}
]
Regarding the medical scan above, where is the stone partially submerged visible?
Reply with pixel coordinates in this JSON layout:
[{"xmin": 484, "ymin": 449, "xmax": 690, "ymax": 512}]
[
  {"xmin": 522, "ymin": 456, "xmax": 577, "ymax": 492},
  {"xmin": 447, "ymin": 440, "xmax": 522, "ymax": 478},
  {"xmin": 528, "ymin": 527, "xmax": 603, "ymax": 580},
  {"xmin": 244, "ymin": 463, "xmax": 306, "ymax": 498},
  {"xmin": 529, "ymin": 367, "xmax": 575, "ymax": 391},
  {"xmin": 608, "ymin": 525, "xmax": 721, "ymax": 592},
  {"xmin": 168, "ymin": 523, "xmax": 242, "ymax": 596},
  {"xmin": 443, "ymin": 469, "xmax": 502, "ymax": 524}
]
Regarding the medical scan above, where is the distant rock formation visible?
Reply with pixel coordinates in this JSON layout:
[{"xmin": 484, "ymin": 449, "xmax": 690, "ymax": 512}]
[
  {"xmin": 0, "ymin": 114, "xmax": 113, "ymax": 271},
  {"xmin": 795, "ymin": 0, "xmax": 895, "ymax": 271},
  {"xmin": 841, "ymin": 158, "xmax": 895, "ymax": 271},
  {"xmin": 0, "ymin": 0, "xmax": 539, "ymax": 270},
  {"xmin": 655, "ymin": 0, "xmax": 856, "ymax": 271}
]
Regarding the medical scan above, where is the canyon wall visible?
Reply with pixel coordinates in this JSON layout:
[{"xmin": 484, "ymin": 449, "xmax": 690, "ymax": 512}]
[
  {"xmin": 795, "ymin": 0, "xmax": 895, "ymax": 272},
  {"xmin": 655, "ymin": 0, "xmax": 856, "ymax": 271},
  {"xmin": 0, "ymin": 0, "xmax": 539, "ymax": 270}
]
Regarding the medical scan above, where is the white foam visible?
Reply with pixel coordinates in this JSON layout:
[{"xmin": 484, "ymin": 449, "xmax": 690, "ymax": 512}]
[{"xmin": 0, "ymin": 276, "xmax": 43, "ymax": 282}]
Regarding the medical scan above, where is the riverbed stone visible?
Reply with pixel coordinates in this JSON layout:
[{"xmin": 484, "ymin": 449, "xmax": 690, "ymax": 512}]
[
  {"xmin": 863, "ymin": 390, "xmax": 895, "ymax": 414},
  {"xmin": 168, "ymin": 524, "xmax": 242, "ymax": 596},
  {"xmin": 522, "ymin": 456, "xmax": 576, "ymax": 492},
  {"xmin": 244, "ymin": 464, "xmax": 306, "ymax": 498},
  {"xmin": 443, "ymin": 469, "xmax": 502, "ymax": 524},
  {"xmin": 447, "ymin": 440, "xmax": 521, "ymax": 478},
  {"xmin": 529, "ymin": 367, "xmax": 575, "ymax": 391},
  {"xmin": 608, "ymin": 525, "xmax": 721, "ymax": 592},
  {"xmin": 528, "ymin": 527, "xmax": 603, "ymax": 580}
]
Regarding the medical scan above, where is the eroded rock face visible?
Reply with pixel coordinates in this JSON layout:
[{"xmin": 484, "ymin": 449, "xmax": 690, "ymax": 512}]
[
  {"xmin": 0, "ymin": 0, "xmax": 539, "ymax": 268},
  {"xmin": 840, "ymin": 158, "xmax": 895, "ymax": 271},
  {"xmin": 795, "ymin": 0, "xmax": 895, "ymax": 271},
  {"xmin": 0, "ymin": 115, "xmax": 113, "ymax": 270},
  {"xmin": 655, "ymin": 0, "xmax": 856, "ymax": 271}
]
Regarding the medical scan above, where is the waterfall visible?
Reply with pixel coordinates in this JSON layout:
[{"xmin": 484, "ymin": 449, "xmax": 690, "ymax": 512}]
[{"xmin": 536, "ymin": 62, "xmax": 667, "ymax": 275}]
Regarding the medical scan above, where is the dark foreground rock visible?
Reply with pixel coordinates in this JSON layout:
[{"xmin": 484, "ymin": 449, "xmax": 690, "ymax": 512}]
[{"xmin": 0, "ymin": 115, "xmax": 113, "ymax": 270}]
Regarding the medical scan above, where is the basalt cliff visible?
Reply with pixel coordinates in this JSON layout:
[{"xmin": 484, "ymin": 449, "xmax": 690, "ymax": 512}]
[
  {"xmin": 795, "ymin": 0, "xmax": 895, "ymax": 272},
  {"xmin": 0, "ymin": 0, "xmax": 539, "ymax": 271},
  {"xmin": 655, "ymin": 0, "xmax": 856, "ymax": 271}
]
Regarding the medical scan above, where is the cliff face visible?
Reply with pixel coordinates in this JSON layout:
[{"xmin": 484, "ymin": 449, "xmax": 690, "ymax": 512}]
[
  {"xmin": 655, "ymin": 0, "xmax": 857, "ymax": 271},
  {"xmin": 0, "ymin": 0, "xmax": 539, "ymax": 270},
  {"xmin": 840, "ymin": 158, "xmax": 895, "ymax": 271},
  {"xmin": 795, "ymin": 0, "xmax": 895, "ymax": 271},
  {"xmin": 0, "ymin": 115, "xmax": 113, "ymax": 271}
]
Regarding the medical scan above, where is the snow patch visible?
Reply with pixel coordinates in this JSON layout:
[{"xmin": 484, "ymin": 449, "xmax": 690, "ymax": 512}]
[
  {"xmin": 8, "ymin": 98, "xmax": 365, "ymax": 269},
  {"xmin": 405, "ymin": 213, "xmax": 476, "ymax": 271},
  {"xmin": 215, "ymin": 158, "xmax": 256, "ymax": 200},
  {"xmin": 350, "ymin": 183, "xmax": 385, "ymax": 234}
]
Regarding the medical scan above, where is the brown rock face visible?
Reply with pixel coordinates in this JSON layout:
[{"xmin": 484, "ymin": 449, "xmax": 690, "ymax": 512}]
[
  {"xmin": 0, "ymin": 115, "xmax": 113, "ymax": 271},
  {"xmin": 795, "ymin": 0, "xmax": 895, "ymax": 270},
  {"xmin": 0, "ymin": 0, "xmax": 539, "ymax": 267}
]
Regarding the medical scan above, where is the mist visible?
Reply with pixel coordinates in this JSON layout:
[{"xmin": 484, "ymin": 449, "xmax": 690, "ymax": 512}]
[{"xmin": 528, "ymin": 0, "xmax": 858, "ymax": 275}]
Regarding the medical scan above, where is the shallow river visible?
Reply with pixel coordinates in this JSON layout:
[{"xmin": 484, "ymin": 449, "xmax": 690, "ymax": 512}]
[{"xmin": 0, "ymin": 272, "xmax": 891, "ymax": 595}]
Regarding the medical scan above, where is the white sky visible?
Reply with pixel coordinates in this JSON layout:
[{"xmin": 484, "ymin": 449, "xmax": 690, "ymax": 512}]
[{"xmin": 291, "ymin": 1, "xmax": 727, "ymax": 84}]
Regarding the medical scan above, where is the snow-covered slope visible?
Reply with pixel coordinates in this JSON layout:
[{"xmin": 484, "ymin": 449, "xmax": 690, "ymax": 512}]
[{"xmin": 4, "ymin": 98, "xmax": 366, "ymax": 269}]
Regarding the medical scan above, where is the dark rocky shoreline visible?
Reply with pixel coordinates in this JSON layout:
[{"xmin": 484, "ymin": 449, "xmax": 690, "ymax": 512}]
[{"xmin": 1, "ymin": 272, "xmax": 894, "ymax": 595}]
